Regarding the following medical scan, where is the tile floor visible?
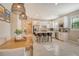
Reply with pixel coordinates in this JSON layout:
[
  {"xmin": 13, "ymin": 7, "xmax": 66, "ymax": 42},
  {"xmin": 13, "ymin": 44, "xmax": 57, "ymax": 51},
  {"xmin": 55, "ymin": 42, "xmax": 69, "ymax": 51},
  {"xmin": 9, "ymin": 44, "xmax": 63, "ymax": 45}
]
[{"xmin": 33, "ymin": 36, "xmax": 79, "ymax": 56}]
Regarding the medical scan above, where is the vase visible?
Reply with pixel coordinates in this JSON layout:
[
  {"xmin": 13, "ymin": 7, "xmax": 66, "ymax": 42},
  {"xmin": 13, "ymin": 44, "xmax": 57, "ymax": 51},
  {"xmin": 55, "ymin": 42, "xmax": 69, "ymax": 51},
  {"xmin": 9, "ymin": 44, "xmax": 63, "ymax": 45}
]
[{"xmin": 15, "ymin": 34, "xmax": 22, "ymax": 40}]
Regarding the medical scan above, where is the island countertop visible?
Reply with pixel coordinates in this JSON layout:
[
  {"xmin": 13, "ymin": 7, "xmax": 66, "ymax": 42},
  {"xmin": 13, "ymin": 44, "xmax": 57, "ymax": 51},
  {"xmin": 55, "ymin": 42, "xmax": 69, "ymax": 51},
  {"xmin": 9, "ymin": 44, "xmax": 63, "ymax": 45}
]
[
  {"xmin": 0, "ymin": 35, "xmax": 33, "ymax": 56},
  {"xmin": 0, "ymin": 36, "xmax": 33, "ymax": 49}
]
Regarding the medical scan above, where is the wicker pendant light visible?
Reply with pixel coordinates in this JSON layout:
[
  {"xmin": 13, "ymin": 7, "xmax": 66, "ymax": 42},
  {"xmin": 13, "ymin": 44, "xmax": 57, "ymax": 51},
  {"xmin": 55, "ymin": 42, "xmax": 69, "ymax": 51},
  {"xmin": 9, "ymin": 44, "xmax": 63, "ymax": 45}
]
[
  {"xmin": 19, "ymin": 12, "xmax": 27, "ymax": 19},
  {"xmin": 11, "ymin": 3, "xmax": 25, "ymax": 14}
]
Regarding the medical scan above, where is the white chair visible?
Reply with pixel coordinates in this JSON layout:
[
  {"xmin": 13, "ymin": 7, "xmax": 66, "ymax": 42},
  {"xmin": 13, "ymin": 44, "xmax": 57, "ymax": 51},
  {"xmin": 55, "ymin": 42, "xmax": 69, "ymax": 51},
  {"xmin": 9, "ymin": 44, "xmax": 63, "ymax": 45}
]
[{"xmin": 0, "ymin": 47, "xmax": 26, "ymax": 56}]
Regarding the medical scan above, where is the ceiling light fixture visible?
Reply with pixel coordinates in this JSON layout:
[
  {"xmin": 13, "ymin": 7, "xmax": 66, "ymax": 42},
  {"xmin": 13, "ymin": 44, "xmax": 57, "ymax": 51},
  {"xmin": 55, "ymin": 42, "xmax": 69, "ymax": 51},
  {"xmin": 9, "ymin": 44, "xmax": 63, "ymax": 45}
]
[
  {"xmin": 11, "ymin": 3, "xmax": 25, "ymax": 14},
  {"xmin": 55, "ymin": 3, "xmax": 58, "ymax": 6},
  {"xmin": 11, "ymin": 3, "xmax": 27, "ymax": 20},
  {"xmin": 20, "ymin": 12, "xmax": 27, "ymax": 19}
]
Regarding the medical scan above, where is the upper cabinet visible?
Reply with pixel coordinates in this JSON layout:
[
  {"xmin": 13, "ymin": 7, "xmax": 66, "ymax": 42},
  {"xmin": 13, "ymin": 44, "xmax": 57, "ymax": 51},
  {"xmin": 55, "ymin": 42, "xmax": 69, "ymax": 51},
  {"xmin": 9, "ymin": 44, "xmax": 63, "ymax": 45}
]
[{"xmin": 0, "ymin": 4, "xmax": 10, "ymax": 23}]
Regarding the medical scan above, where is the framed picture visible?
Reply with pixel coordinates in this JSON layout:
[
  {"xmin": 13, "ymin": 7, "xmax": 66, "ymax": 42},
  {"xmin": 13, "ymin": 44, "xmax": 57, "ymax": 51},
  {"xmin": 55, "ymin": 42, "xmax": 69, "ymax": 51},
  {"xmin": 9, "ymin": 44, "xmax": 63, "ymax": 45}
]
[
  {"xmin": 0, "ymin": 4, "xmax": 5, "ymax": 14},
  {"xmin": 4, "ymin": 9, "xmax": 10, "ymax": 23},
  {"xmin": 0, "ymin": 4, "xmax": 10, "ymax": 23},
  {"xmin": 0, "ymin": 4, "xmax": 5, "ymax": 21}
]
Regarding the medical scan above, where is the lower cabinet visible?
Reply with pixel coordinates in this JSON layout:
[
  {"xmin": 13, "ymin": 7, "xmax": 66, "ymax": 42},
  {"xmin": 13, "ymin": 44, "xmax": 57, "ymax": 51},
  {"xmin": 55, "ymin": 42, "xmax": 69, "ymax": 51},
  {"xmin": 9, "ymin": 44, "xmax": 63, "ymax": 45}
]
[{"xmin": 58, "ymin": 32, "xmax": 68, "ymax": 41}]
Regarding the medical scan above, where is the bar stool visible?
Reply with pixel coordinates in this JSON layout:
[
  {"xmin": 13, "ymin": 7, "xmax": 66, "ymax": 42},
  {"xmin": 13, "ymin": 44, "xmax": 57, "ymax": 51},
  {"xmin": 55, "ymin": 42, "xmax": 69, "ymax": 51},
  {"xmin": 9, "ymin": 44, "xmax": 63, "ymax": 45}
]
[
  {"xmin": 46, "ymin": 33, "xmax": 48, "ymax": 42},
  {"xmin": 47, "ymin": 33, "xmax": 49, "ymax": 42},
  {"xmin": 49, "ymin": 33, "xmax": 52, "ymax": 42},
  {"xmin": 40, "ymin": 33, "xmax": 43, "ymax": 43},
  {"xmin": 33, "ymin": 32, "xmax": 36, "ymax": 36},
  {"xmin": 47, "ymin": 33, "xmax": 52, "ymax": 42},
  {"xmin": 42, "ymin": 33, "xmax": 47, "ymax": 42},
  {"xmin": 33, "ymin": 32, "xmax": 38, "ymax": 42},
  {"xmin": 37, "ymin": 33, "xmax": 42, "ymax": 43}
]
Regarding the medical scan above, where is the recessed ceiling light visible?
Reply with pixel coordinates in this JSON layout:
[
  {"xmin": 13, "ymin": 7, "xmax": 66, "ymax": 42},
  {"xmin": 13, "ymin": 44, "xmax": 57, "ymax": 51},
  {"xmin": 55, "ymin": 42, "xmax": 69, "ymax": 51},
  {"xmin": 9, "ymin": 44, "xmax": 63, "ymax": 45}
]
[{"xmin": 55, "ymin": 3, "xmax": 58, "ymax": 6}]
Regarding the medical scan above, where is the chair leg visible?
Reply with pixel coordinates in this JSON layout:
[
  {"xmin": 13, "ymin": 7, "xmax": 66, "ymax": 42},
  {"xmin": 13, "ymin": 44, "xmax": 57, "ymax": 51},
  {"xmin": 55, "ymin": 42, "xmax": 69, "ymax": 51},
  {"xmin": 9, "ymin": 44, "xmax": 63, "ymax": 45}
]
[
  {"xmin": 51, "ymin": 36, "xmax": 52, "ymax": 42},
  {"xmin": 41, "ymin": 36, "xmax": 43, "ymax": 43},
  {"xmin": 40, "ymin": 36, "xmax": 42, "ymax": 43},
  {"xmin": 36, "ymin": 37, "xmax": 38, "ymax": 42},
  {"xmin": 47, "ymin": 36, "xmax": 49, "ymax": 42},
  {"xmin": 38, "ymin": 37, "xmax": 40, "ymax": 43},
  {"xmin": 43, "ymin": 36, "xmax": 44, "ymax": 42},
  {"xmin": 47, "ymin": 36, "xmax": 48, "ymax": 42},
  {"xmin": 45, "ymin": 36, "xmax": 47, "ymax": 42},
  {"xmin": 37, "ymin": 36, "xmax": 39, "ymax": 42},
  {"xmin": 49, "ymin": 36, "xmax": 51, "ymax": 42},
  {"xmin": 44, "ymin": 36, "xmax": 46, "ymax": 42}
]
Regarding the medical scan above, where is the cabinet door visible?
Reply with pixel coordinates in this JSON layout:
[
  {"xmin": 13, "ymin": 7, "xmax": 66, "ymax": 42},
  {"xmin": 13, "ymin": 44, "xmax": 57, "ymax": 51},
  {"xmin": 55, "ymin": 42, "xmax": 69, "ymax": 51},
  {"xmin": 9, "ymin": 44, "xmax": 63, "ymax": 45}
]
[
  {"xmin": 61, "ymin": 33, "xmax": 68, "ymax": 41},
  {"xmin": 58, "ymin": 32, "xmax": 61, "ymax": 40}
]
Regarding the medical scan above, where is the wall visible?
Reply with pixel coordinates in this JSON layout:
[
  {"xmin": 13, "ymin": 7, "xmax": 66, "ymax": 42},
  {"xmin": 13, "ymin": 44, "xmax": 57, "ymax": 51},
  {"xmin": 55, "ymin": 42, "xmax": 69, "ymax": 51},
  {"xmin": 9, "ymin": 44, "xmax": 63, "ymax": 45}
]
[
  {"xmin": 0, "ymin": 21, "xmax": 11, "ymax": 38},
  {"xmin": 21, "ymin": 17, "xmax": 33, "ymax": 41},
  {"xmin": 67, "ymin": 10, "xmax": 79, "ymax": 42},
  {"xmin": 22, "ymin": 18, "xmax": 32, "ymax": 35},
  {"xmin": 10, "ymin": 13, "xmax": 17, "ymax": 37},
  {"xmin": 0, "ymin": 20, "xmax": 11, "ymax": 45}
]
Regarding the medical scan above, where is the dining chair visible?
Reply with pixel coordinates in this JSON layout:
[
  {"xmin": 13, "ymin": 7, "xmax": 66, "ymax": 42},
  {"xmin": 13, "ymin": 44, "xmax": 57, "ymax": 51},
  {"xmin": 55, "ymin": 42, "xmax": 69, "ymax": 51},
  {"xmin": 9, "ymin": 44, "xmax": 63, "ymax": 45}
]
[{"xmin": 0, "ymin": 47, "xmax": 26, "ymax": 56}]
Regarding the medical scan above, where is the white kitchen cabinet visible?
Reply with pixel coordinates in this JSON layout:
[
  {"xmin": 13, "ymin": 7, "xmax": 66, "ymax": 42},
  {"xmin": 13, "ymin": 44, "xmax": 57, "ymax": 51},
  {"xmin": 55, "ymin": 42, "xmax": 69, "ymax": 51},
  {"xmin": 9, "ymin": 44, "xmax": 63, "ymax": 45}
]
[{"xmin": 58, "ymin": 32, "xmax": 68, "ymax": 41}]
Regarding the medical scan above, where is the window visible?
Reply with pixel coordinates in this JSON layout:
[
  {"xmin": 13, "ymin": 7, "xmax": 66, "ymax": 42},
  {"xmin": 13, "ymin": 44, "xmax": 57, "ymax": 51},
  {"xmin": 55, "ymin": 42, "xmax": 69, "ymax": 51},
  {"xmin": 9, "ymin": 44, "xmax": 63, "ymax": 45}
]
[{"xmin": 71, "ymin": 16, "xmax": 79, "ymax": 29}]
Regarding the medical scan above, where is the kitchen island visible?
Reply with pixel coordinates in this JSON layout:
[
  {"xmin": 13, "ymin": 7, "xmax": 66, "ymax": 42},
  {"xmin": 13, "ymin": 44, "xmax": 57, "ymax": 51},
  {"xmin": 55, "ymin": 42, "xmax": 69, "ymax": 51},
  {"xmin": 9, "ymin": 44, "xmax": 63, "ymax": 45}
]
[
  {"xmin": 0, "ymin": 35, "xmax": 33, "ymax": 56},
  {"xmin": 56, "ymin": 31, "xmax": 69, "ymax": 41}
]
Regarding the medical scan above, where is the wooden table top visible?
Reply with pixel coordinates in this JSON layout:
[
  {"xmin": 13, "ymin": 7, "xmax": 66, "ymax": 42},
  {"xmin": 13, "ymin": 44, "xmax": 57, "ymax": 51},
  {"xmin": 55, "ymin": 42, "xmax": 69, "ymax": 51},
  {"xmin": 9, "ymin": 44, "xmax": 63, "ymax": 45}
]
[{"xmin": 0, "ymin": 36, "xmax": 33, "ymax": 49}]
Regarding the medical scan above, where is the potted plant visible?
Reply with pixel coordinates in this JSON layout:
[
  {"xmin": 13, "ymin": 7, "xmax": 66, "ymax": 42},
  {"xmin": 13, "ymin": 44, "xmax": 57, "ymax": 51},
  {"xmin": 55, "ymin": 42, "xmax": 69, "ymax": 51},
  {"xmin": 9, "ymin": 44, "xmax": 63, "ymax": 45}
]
[{"xmin": 15, "ymin": 29, "xmax": 23, "ymax": 40}]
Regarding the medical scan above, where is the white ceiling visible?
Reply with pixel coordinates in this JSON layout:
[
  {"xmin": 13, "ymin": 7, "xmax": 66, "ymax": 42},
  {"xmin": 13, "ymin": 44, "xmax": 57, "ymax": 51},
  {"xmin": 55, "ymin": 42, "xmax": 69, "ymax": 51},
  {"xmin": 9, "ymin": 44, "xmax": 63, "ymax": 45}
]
[{"xmin": 1, "ymin": 3, "xmax": 79, "ymax": 20}]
